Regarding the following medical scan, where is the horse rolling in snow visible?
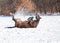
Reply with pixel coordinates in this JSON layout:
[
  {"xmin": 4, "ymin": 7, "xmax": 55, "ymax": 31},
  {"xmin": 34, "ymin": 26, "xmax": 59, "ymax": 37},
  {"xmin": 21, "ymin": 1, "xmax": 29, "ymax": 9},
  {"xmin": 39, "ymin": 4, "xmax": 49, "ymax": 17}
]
[{"xmin": 12, "ymin": 15, "xmax": 41, "ymax": 28}]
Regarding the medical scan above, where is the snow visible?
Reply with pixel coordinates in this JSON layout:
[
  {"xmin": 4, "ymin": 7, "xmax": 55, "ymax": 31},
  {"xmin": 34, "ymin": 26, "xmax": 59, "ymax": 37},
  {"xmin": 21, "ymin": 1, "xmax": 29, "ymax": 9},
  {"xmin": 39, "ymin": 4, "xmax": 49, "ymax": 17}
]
[{"xmin": 0, "ymin": 16, "xmax": 60, "ymax": 43}]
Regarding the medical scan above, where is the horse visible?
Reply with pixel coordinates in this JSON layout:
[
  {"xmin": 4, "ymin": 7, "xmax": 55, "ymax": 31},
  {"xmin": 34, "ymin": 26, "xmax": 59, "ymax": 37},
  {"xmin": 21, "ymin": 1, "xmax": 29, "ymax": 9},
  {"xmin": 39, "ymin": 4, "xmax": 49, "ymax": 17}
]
[{"xmin": 12, "ymin": 15, "xmax": 41, "ymax": 28}]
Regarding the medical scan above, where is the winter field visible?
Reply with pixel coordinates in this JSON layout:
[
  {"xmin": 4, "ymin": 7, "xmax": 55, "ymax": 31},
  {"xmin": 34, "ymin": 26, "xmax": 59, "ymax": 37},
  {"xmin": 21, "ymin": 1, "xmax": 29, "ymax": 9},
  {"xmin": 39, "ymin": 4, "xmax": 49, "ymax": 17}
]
[{"xmin": 0, "ymin": 16, "xmax": 60, "ymax": 43}]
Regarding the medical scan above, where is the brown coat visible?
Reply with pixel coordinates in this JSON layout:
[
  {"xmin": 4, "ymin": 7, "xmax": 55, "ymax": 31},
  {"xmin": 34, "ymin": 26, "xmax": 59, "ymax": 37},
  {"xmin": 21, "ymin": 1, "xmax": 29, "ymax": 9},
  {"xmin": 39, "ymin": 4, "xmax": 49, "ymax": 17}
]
[{"xmin": 12, "ymin": 15, "xmax": 41, "ymax": 28}]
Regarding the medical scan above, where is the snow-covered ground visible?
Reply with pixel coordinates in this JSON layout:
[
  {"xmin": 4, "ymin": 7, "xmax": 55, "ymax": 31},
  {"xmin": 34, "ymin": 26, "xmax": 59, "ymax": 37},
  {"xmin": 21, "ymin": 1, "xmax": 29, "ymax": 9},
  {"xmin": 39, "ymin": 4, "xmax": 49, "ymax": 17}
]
[{"xmin": 0, "ymin": 16, "xmax": 60, "ymax": 43}]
